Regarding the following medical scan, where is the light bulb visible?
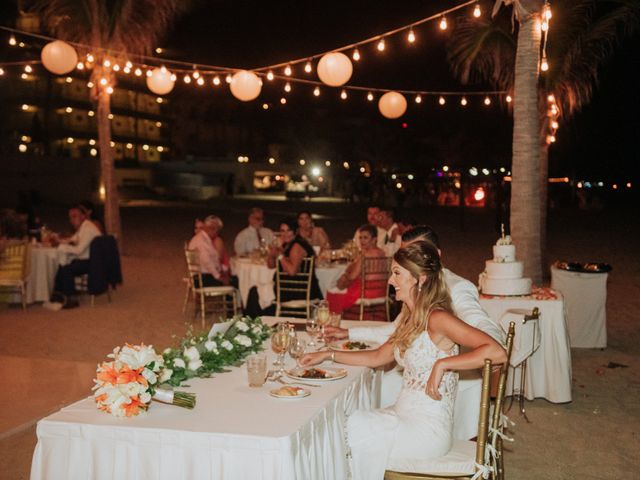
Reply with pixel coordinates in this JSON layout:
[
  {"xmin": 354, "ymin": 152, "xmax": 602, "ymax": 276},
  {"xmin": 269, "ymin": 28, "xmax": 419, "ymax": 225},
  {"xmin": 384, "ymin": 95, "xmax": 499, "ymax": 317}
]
[
  {"xmin": 112, "ymin": 64, "xmax": 120, "ymax": 72},
  {"xmin": 460, "ymin": 97, "xmax": 468, "ymax": 106},
  {"xmin": 24, "ymin": 65, "xmax": 32, "ymax": 73},
  {"xmin": 438, "ymin": 96, "xmax": 446, "ymax": 105},
  {"xmin": 267, "ymin": 70, "xmax": 274, "ymax": 81},
  {"xmin": 192, "ymin": 70, "xmax": 200, "ymax": 79},
  {"xmin": 196, "ymin": 77, "xmax": 204, "ymax": 86},
  {"xmin": 262, "ymin": 103, "xmax": 269, "ymax": 110},
  {"xmin": 125, "ymin": 61, "xmax": 133, "ymax": 69},
  {"xmin": 76, "ymin": 62, "xmax": 84, "ymax": 70},
  {"xmin": 377, "ymin": 39, "xmax": 385, "ymax": 51},
  {"xmin": 544, "ymin": 5, "xmax": 552, "ymax": 20},
  {"xmin": 313, "ymin": 86, "xmax": 320, "ymax": 96},
  {"xmin": 541, "ymin": 57, "xmax": 549, "ymax": 71},
  {"xmin": 284, "ymin": 82, "xmax": 291, "ymax": 92},
  {"xmin": 134, "ymin": 68, "xmax": 142, "ymax": 76},
  {"xmin": 170, "ymin": 74, "xmax": 177, "ymax": 81},
  {"xmin": 547, "ymin": 94, "xmax": 555, "ymax": 102},
  {"xmin": 551, "ymin": 121, "xmax": 559, "ymax": 129},
  {"xmin": 484, "ymin": 96, "xmax": 491, "ymax": 106},
  {"xmin": 0, "ymin": 68, "xmax": 4, "ymax": 76},
  {"xmin": 284, "ymin": 65, "xmax": 292, "ymax": 76},
  {"xmin": 407, "ymin": 30, "xmax": 416, "ymax": 43},
  {"xmin": 225, "ymin": 74, "xmax": 232, "ymax": 83},
  {"xmin": 440, "ymin": 16, "xmax": 448, "ymax": 30},
  {"xmin": 280, "ymin": 97, "xmax": 287, "ymax": 104},
  {"xmin": 506, "ymin": 95, "xmax": 513, "ymax": 103},
  {"xmin": 304, "ymin": 62, "xmax": 312, "ymax": 73},
  {"xmin": 9, "ymin": 35, "xmax": 16, "ymax": 46},
  {"xmin": 415, "ymin": 94, "xmax": 422, "ymax": 104},
  {"xmin": 86, "ymin": 54, "xmax": 95, "ymax": 63},
  {"xmin": 367, "ymin": 92, "xmax": 374, "ymax": 101},
  {"xmin": 87, "ymin": 81, "xmax": 94, "ymax": 88},
  {"xmin": 473, "ymin": 3, "xmax": 481, "ymax": 18},
  {"xmin": 99, "ymin": 77, "xmax": 108, "ymax": 86},
  {"xmin": 183, "ymin": 74, "xmax": 191, "ymax": 84},
  {"xmin": 352, "ymin": 48, "xmax": 361, "ymax": 61},
  {"xmin": 213, "ymin": 76, "xmax": 221, "ymax": 85},
  {"xmin": 146, "ymin": 70, "xmax": 152, "ymax": 77},
  {"xmin": 340, "ymin": 90, "xmax": 348, "ymax": 100},
  {"xmin": 103, "ymin": 59, "xmax": 111, "ymax": 68}
]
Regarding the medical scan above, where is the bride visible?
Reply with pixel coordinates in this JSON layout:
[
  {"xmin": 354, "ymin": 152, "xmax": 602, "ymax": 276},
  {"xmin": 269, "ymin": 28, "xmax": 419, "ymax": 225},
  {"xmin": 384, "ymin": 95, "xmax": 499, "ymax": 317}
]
[{"xmin": 298, "ymin": 240, "xmax": 506, "ymax": 479}]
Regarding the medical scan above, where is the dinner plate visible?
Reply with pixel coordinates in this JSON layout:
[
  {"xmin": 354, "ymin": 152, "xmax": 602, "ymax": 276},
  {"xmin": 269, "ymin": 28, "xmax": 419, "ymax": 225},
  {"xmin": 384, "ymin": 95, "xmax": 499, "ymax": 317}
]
[
  {"xmin": 286, "ymin": 367, "xmax": 348, "ymax": 382},
  {"xmin": 269, "ymin": 386, "xmax": 311, "ymax": 399},
  {"xmin": 329, "ymin": 340, "xmax": 380, "ymax": 352}
]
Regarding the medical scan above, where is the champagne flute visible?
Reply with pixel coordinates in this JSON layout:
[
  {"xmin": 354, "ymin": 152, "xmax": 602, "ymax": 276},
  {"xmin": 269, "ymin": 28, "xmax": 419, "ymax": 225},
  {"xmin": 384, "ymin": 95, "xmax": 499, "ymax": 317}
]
[
  {"xmin": 271, "ymin": 330, "xmax": 291, "ymax": 374},
  {"xmin": 288, "ymin": 336, "xmax": 307, "ymax": 364},
  {"xmin": 306, "ymin": 318, "xmax": 320, "ymax": 349},
  {"xmin": 316, "ymin": 302, "xmax": 331, "ymax": 344}
]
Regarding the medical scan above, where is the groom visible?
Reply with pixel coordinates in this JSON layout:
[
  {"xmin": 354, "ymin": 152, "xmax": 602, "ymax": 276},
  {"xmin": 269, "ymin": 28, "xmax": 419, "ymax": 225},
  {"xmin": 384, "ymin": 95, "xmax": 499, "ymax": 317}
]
[{"xmin": 324, "ymin": 225, "xmax": 504, "ymax": 411}]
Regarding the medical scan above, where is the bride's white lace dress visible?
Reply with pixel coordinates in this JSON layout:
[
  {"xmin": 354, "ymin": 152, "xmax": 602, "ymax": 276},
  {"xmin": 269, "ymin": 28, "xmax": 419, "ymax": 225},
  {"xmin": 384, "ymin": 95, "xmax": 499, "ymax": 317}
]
[{"xmin": 346, "ymin": 330, "xmax": 459, "ymax": 480}]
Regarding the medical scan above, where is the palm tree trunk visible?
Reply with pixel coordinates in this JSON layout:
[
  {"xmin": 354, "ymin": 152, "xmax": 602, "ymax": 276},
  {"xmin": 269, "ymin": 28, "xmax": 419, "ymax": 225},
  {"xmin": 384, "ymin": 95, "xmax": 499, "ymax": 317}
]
[
  {"xmin": 95, "ymin": 73, "xmax": 122, "ymax": 248},
  {"xmin": 510, "ymin": 8, "xmax": 543, "ymax": 284},
  {"xmin": 539, "ymin": 135, "xmax": 549, "ymax": 279}
]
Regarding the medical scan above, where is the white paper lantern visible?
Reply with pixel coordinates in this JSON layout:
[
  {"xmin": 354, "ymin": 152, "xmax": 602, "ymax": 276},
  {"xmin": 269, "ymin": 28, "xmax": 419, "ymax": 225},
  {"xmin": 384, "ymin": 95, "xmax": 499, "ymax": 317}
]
[
  {"xmin": 378, "ymin": 91, "xmax": 407, "ymax": 119},
  {"xmin": 317, "ymin": 52, "xmax": 353, "ymax": 87},
  {"xmin": 41, "ymin": 40, "xmax": 78, "ymax": 75},
  {"xmin": 230, "ymin": 70, "xmax": 262, "ymax": 101},
  {"xmin": 146, "ymin": 67, "xmax": 175, "ymax": 95}
]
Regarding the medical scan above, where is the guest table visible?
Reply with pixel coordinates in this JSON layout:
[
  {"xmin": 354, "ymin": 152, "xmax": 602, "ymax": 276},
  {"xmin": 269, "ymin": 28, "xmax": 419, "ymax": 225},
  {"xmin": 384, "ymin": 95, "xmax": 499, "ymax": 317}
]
[
  {"xmin": 479, "ymin": 288, "xmax": 572, "ymax": 403},
  {"xmin": 231, "ymin": 257, "xmax": 347, "ymax": 309},
  {"xmin": 30, "ymin": 318, "xmax": 381, "ymax": 480},
  {"xmin": 25, "ymin": 246, "xmax": 62, "ymax": 304},
  {"xmin": 550, "ymin": 266, "xmax": 608, "ymax": 348}
]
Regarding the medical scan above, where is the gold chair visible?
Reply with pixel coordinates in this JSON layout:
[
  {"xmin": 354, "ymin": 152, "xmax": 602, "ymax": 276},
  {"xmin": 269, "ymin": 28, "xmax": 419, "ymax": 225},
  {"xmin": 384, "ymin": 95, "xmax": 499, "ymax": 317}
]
[
  {"xmin": 0, "ymin": 242, "xmax": 31, "ymax": 311},
  {"xmin": 350, "ymin": 255, "xmax": 392, "ymax": 321},
  {"xmin": 183, "ymin": 249, "xmax": 238, "ymax": 328},
  {"xmin": 275, "ymin": 256, "xmax": 314, "ymax": 318},
  {"xmin": 384, "ymin": 322, "xmax": 516, "ymax": 480}
]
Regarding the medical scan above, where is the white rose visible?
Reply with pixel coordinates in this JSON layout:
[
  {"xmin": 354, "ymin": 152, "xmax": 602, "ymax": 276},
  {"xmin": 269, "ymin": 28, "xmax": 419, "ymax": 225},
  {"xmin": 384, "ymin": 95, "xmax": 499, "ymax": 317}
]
[
  {"xmin": 141, "ymin": 368, "xmax": 157, "ymax": 385},
  {"xmin": 252, "ymin": 325, "xmax": 262, "ymax": 334},
  {"xmin": 173, "ymin": 358, "xmax": 186, "ymax": 369},
  {"xmin": 139, "ymin": 391, "xmax": 151, "ymax": 404},
  {"xmin": 204, "ymin": 340, "xmax": 217, "ymax": 352},
  {"xmin": 235, "ymin": 321, "xmax": 249, "ymax": 332},
  {"xmin": 163, "ymin": 347, "xmax": 172, "ymax": 355},
  {"xmin": 159, "ymin": 368, "xmax": 173, "ymax": 383},
  {"xmin": 221, "ymin": 340, "xmax": 233, "ymax": 351},
  {"xmin": 235, "ymin": 334, "xmax": 252, "ymax": 347},
  {"xmin": 183, "ymin": 346, "xmax": 200, "ymax": 362},
  {"xmin": 188, "ymin": 359, "xmax": 203, "ymax": 371}
]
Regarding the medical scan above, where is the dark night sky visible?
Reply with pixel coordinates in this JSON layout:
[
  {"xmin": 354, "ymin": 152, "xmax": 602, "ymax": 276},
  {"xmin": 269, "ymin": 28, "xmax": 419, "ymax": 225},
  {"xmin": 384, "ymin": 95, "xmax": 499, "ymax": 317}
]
[{"xmin": 2, "ymin": 0, "xmax": 639, "ymax": 181}]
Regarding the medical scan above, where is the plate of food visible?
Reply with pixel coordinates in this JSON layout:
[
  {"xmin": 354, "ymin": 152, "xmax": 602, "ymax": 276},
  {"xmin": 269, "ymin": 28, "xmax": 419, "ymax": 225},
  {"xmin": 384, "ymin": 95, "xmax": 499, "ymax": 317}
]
[
  {"xmin": 270, "ymin": 386, "xmax": 311, "ymax": 399},
  {"xmin": 286, "ymin": 367, "xmax": 348, "ymax": 381},
  {"xmin": 329, "ymin": 340, "xmax": 380, "ymax": 352}
]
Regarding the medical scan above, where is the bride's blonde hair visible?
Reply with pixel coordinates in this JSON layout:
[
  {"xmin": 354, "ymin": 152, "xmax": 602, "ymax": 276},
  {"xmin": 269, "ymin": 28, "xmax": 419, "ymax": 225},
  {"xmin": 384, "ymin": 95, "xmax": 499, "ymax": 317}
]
[{"xmin": 389, "ymin": 240, "xmax": 453, "ymax": 353}]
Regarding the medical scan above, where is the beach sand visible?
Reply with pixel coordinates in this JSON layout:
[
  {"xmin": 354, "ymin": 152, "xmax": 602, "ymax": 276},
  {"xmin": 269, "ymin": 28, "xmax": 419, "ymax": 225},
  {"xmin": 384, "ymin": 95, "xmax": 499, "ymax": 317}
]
[{"xmin": 1, "ymin": 199, "xmax": 638, "ymax": 479}]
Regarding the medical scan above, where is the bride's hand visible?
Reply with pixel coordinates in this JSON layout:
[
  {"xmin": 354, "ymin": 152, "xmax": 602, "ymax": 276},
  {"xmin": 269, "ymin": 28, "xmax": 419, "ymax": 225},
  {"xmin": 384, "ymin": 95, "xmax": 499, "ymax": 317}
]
[
  {"xmin": 298, "ymin": 351, "xmax": 330, "ymax": 367},
  {"xmin": 425, "ymin": 361, "xmax": 444, "ymax": 400}
]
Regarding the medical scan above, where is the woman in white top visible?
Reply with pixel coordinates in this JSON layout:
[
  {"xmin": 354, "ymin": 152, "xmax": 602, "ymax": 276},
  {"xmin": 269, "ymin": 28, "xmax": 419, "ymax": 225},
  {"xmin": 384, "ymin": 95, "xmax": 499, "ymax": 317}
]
[{"xmin": 299, "ymin": 241, "xmax": 506, "ymax": 479}]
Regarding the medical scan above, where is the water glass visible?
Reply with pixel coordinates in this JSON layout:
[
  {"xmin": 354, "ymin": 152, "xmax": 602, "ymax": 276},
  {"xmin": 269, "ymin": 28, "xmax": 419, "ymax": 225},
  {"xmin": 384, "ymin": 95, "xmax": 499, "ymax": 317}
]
[
  {"xmin": 246, "ymin": 354, "xmax": 267, "ymax": 388},
  {"xmin": 289, "ymin": 336, "xmax": 307, "ymax": 362},
  {"xmin": 306, "ymin": 318, "xmax": 320, "ymax": 348},
  {"xmin": 329, "ymin": 312, "xmax": 342, "ymax": 328}
]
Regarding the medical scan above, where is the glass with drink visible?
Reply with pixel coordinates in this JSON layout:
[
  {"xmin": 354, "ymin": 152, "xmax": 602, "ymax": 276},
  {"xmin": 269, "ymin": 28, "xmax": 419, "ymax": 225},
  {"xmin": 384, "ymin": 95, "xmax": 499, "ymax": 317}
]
[{"xmin": 246, "ymin": 354, "xmax": 267, "ymax": 387}]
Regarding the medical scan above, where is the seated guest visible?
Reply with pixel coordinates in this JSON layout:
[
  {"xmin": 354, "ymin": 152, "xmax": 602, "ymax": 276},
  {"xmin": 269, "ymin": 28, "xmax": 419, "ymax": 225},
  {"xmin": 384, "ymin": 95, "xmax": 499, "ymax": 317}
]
[
  {"xmin": 193, "ymin": 218, "xmax": 204, "ymax": 235},
  {"xmin": 353, "ymin": 205, "xmax": 385, "ymax": 248},
  {"xmin": 397, "ymin": 214, "xmax": 417, "ymax": 236},
  {"xmin": 326, "ymin": 224, "xmax": 386, "ymax": 313},
  {"xmin": 244, "ymin": 218, "xmax": 322, "ymax": 317},
  {"xmin": 187, "ymin": 215, "xmax": 230, "ymax": 287},
  {"xmin": 79, "ymin": 200, "xmax": 105, "ymax": 234},
  {"xmin": 378, "ymin": 208, "xmax": 401, "ymax": 256},
  {"xmin": 297, "ymin": 211, "xmax": 330, "ymax": 251},
  {"xmin": 233, "ymin": 207, "xmax": 274, "ymax": 256},
  {"xmin": 51, "ymin": 205, "xmax": 102, "ymax": 308}
]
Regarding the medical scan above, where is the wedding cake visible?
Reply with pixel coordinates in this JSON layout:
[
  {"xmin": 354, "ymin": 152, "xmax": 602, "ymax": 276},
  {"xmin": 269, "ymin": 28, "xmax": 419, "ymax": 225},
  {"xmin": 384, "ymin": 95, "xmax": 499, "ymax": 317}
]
[{"xmin": 479, "ymin": 235, "xmax": 532, "ymax": 296}]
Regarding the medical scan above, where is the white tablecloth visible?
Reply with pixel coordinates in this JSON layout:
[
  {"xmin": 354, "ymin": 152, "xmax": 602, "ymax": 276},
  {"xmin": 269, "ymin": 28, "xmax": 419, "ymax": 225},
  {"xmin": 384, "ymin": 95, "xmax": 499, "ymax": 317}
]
[
  {"xmin": 26, "ymin": 247, "xmax": 61, "ymax": 304},
  {"xmin": 231, "ymin": 258, "xmax": 346, "ymax": 309},
  {"xmin": 550, "ymin": 266, "xmax": 608, "ymax": 348},
  {"xmin": 479, "ymin": 291, "xmax": 572, "ymax": 403},
  {"xmin": 31, "ymin": 319, "xmax": 381, "ymax": 480}
]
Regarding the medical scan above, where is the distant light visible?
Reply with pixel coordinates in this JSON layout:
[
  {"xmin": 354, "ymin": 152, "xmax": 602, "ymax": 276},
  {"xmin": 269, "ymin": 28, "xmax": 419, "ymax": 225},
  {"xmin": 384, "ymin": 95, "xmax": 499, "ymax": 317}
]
[
  {"xmin": 90, "ymin": 148, "xmax": 98, "ymax": 156},
  {"xmin": 155, "ymin": 121, "xmax": 162, "ymax": 127},
  {"xmin": 106, "ymin": 86, "xmax": 114, "ymax": 95},
  {"xmin": 577, "ymin": 182, "xmax": 583, "ymax": 189},
  {"xmin": 268, "ymin": 157, "xmax": 276, "ymax": 164},
  {"xmin": 325, "ymin": 160, "xmax": 331, "ymax": 166},
  {"xmin": 484, "ymin": 96, "xmax": 491, "ymax": 106},
  {"xmin": 88, "ymin": 110, "xmax": 95, "ymax": 117},
  {"xmin": 86, "ymin": 54, "xmax": 95, "ymax": 63},
  {"xmin": 460, "ymin": 97, "xmax": 468, "ymax": 106},
  {"xmin": 304, "ymin": 62, "xmax": 313, "ymax": 73},
  {"xmin": 377, "ymin": 39, "xmax": 385, "ymax": 51},
  {"xmin": 109, "ymin": 141, "xmax": 115, "ymax": 147},
  {"xmin": 473, "ymin": 3, "xmax": 482, "ymax": 18},
  {"xmin": 183, "ymin": 74, "xmax": 191, "ymax": 84},
  {"xmin": 99, "ymin": 185, "xmax": 106, "ymax": 201},
  {"xmin": 103, "ymin": 59, "xmax": 111, "ymax": 68},
  {"xmin": 89, "ymin": 139, "xmax": 96, "ymax": 145},
  {"xmin": 156, "ymin": 97, "xmax": 163, "ymax": 103},
  {"xmin": 21, "ymin": 104, "xmax": 29, "ymax": 111},
  {"xmin": 225, "ymin": 74, "xmax": 232, "ymax": 83},
  {"xmin": 469, "ymin": 167, "xmax": 478, "ymax": 176},
  {"xmin": 407, "ymin": 29, "xmax": 416, "ymax": 43},
  {"xmin": 213, "ymin": 76, "xmax": 221, "ymax": 85},
  {"xmin": 408, "ymin": 174, "xmax": 414, "ymax": 180},
  {"xmin": 66, "ymin": 137, "xmax": 74, "ymax": 144},
  {"xmin": 359, "ymin": 167, "xmax": 365, "ymax": 173},
  {"xmin": 547, "ymin": 94, "xmax": 555, "ymax": 103},
  {"xmin": 612, "ymin": 184, "xmax": 618, "ymax": 190},
  {"xmin": 340, "ymin": 90, "xmax": 348, "ymax": 100},
  {"xmin": 541, "ymin": 57, "xmax": 549, "ymax": 72},
  {"xmin": 267, "ymin": 71, "xmax": 274, "ymax": 81},
  {"xmin": 396, "ymin": 182, "xmax": 403, "ymax": 189},
  {"xmin": 439, "ymin": 16, "xmax": 448, "ymax": 30},
  {"xmin": 262, "ymin": 103, "xmax": 269, "ymax": 110},
  {"xmin": 157, "ymin": 146, "xmax": 164, "ymax": 152},
  {"xmin": 499, "ymin": 167, "xmax": 506, "ymax": 173},
  {"xmin": 311, "ymin": 167, "xmax": 321, "ymax": 176},
  {"xmin": 134, "ymin": 68, "xmax": 142, "ymax": 76},
  {"xmin": 352, "ymin": 49, "xmax": 361, "ymax": 61},
  {"xmin": 9, "ymin": 35, "xmax": 17, "ymax": 46},
  {"xmin": 438, "ymin": 96, "xmax": 446, "ymax": 105},
  {"xmin": 196, "ymin": 77, "xmax": 205, "ymax": 86},
  {"xmin": 343, "ymin": 162, "xmax": 350, "ymax": 169},
  {"xmin": 442, "ymin": 165, "xmax": 449, "ymax": 172},
  {"xmin": 597, "ymin": 181, "xmax": 604, "ymax": 187},
  {"xmin": 506, "ymin": 95, "xmax": 512, "ymax": 103},
  {"xmin": 65, "ymin": 77, "xmax": 73, "ymax": 83},
  {"xmin": 402, "ymin": 123, "xmax": 408, "ymax": 129},
  {"xmin": 482, "ymin": 168, "xmax": 490, "ymax": 175},
  {"xmin": 299, "ymin": 159, "xmax": 306, "ymax": 165},
  {"xmin": 391, "ymin": 174, "xmax": 397, "ymax": 179},
  {"xmin": 474, "ymin": 188, "xmax": 485, "ymax": 201},
  {"xmin": 155, "ymin": 47, "xmax": 163, "ymax": 54},
  {"xmin": 313, "ymin": 86, "xmax": 320, "ymax": 97},
  {"xmin": 367, "ymin": 92, "xmax": 374, "ymax": 102},
  {"xmin": 280, "ymin": 97, "xmax": 287, "ymax": 105},
  {"xmin": 415, "ymin": 94, "xmax": 422, "ymax": 104},
  {"xmin": 126, "ymin": 143, "xmax": 133, "ymax": 149},
  {"xmin": 18, "ymin": 144, "xmax": 27, "ymax": 153},
  {"xmin": 284, "ymin": 65, "xmax": 292, "ymax": 76},
  {"xmin": 627, "ymin": 182, "xmax": 632, "ymax": 188},
  {"xmin": 21, "ymin": 73, "xmax": 28, "ymax": 80},
  {"xmin": 284, "ymin": 82, "xmax": 291, "ymax": 92},
  {"xmin": 108, "ymin": 113, "xmax": 114, "ymax": 119},
  {"xmin": 21, "ymin": 135, "xmax": 30, "ymax": 142},
  {"xmin": 24, "ymin": 65, "xmax": 32, "ymax": 73},
  {"xmin": 143, "ymin": 144, "xmax": 149, "ymax": 151}
]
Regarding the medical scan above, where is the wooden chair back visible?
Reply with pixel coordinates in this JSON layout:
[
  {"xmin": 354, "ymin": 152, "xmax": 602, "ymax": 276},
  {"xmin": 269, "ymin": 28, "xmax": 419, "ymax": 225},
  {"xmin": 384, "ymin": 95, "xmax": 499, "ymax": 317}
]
[
  {"xmin": 357, "ymin": 255, "xmax": 391, "ymax": 321},
  {"xmin": 275, "ymin": 256, "xmax": 314, "ymax": 318}
]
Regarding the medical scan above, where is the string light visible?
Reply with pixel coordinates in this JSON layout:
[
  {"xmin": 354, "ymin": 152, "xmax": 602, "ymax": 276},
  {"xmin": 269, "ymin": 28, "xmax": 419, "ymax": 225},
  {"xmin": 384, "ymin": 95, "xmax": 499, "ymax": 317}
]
[
  {"xmin": 267, "ymin": 70, "xmax": 274, "ymax": 81},
  {"xmin": 196, "ymin": 77, "xmax": 204, "ymax": 86},
  {"xmin": 24, "ymin": 65, "xmax": 32, "ymax": 73},
  {"xmin": 262, "ymin": 103, "xmax": 269, "ymax": 110},
  {"xmin": 76, "ymin": 62, "xmax": 84, "ymax": 70},
  {"xmin": 0, "ymin": 67, "xmax": 4, "ymax": 76},
  {"xmin": 506, "ymin": 95, "xmax": 512, "ymax": 103},
  {"xmin": 551, "ymin": 120, "xmax": 559, "ymax": 129},
  {"xmin": 304, "ymin": 61, "xmax": 313, "ymax": 73},
  {"xmin": 541, "ymin": 55, "xmax": 549, "ymax": 72},
  {"xmin": 65, "ymin": 76, "xmax": 72, "ymax": 83},
  {"xmin": 87, "ymin": 81, "xmax": 94, "ymax": 88},
  {"xmin": 192, "ymin": 70, "xmax": 200, "ymax": 79},
  {"xmin": 367, "ymin": 92, "xmax": 374, "ymax": 101},
  {"xmin": 20, "ymin": 73, "xmax": 28, "ymax": 80},
  {"xmin": 183, "ymin": 74, "xmax": 191, "ymax": 84},
  {"xmin": 340, "ymin": 90, "xmax": 348, "ymax": 100},
  {"xmin": 125, "ymin": 61, "xmax": 133, "ymax": 69},
  {"xmin": 484, "ymin": 96, "xmax": 491, "ymax": 106},
  {"xmin": 407, "ymin": 29, "xmax": 416, "ymax": 43},
  {"xmin": 99, "ymin": 77, "xmax": 108, "ymax": 86},
  {"xmin": 415, "ymin": 94, "xmax": 422, "ymax": 104},
  {"xmin": 212, "ymin": 75, "xmax": 221, "ymax": 85},
  {"xmin": 280, "ymin": 97, "xmax": 287, "ymax": 104},
  {"xmin": 377, "ymin": 38, "xmax": 385, "ymax": 51},
  {"xmin": 225, "ymin": 74, "xmax": 232, "ymax": 83},
  {"xmin": 86, "ymin": 54, "xmax": 94, "ymax": 63},
  {"xmin": 460, "ymin": 97, "xmax": 468, "ymax": 106},
  {"xmin": 547, "ymin": 94, "xmax": 555, "ymax": 103},
  {"xmin": 313, "ymin": 86, "xmax": 320, "ymax": 96},
  {"xmin": 103, "ymin": 59, "xmax": 111, "ymax": 68},
  {"xmin": 170, "ymin": 73, "xmax": 177, "ymax": 81},
  {"xmin": 438, "ymin": 96, "xmax": 446, "ymax": 105},
  {"xmin": 9, "ymin": 35, "xmax": 16, "ymax": 46},
  {"xmin": 352, "ymin": 48, "xmax": 361, "ymax": 61},
  {"xmin": 146, "ymin": 69, "xmax": 153, "ymax": 77},
  {"xmin": 284, "ymin": 65, "xmax": 292, "ymax": 76},
  {"xmin": 439, "ymin": 16, "xmax": 448, "ymax": 30},
  {"xmin": 134, "ymin": 68, "xmax": 142, "ymax": 76},
  {"xmin": 473, "ymin": 3, "xmax": 481, "ymax": 18},
  {"xmin": 284, "ymin": 82, "xmax": 291, "ymax": 92}
]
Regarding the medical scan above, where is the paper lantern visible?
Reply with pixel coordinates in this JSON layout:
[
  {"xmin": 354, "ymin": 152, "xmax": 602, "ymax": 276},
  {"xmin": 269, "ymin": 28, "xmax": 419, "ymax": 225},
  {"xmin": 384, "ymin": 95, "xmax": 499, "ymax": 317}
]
[
  {"xmin": 317, "ymin": 52, "xmax": 353, "ymax": 87},
  {"xmin": 41, "ymin": 40, "xmax": 78, "ymax": 75},
  {"xmin": 146, "ymin": 67, "xmax": 175, "ymax": 95},
  {"xmin": 230, "ymin": 70, "xmax": 262, "ymax": 101},
  {"xmin": 378, "ymin": 91, "xmax": 407, "ymax": 119}
]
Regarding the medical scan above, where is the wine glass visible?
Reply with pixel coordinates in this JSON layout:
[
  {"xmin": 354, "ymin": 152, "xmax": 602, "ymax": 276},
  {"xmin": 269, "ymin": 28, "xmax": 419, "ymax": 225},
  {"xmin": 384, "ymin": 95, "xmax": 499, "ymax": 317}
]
[
  {"xmin": 306, "ymin": 317, "xmax": 320, "ymax": 349},
  {"xmin": 316, "ymin": 301, "xmax": 331, "ymax": 344},
  {"xmin": 288, "ymin": 336, "xmax": 306, "ymax": 364},
  {"xmin": 271, "ymin": 330, "xmax": 292, "ymax": 375}
]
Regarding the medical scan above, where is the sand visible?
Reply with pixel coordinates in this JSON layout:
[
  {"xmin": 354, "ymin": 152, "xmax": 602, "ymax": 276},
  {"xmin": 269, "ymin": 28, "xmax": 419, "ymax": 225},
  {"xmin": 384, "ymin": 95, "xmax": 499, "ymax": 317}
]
[{"xmin": 1, "ymin": 199, "xmax": 638, "ymax": 479}]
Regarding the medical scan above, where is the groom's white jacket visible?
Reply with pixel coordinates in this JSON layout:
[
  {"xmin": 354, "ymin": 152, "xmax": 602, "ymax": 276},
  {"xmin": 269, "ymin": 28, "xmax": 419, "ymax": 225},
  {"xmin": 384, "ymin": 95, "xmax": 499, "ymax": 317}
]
[{"xmin": 349, "ymin": 268, "xmax": 505, "ymax": 345}]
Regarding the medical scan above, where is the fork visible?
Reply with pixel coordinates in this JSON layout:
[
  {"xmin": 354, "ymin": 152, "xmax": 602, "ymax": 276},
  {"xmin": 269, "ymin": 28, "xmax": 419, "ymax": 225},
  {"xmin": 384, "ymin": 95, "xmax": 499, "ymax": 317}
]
[{"xmin": 275, "ymin": 377, "xmax": 321, "ymax": 388}]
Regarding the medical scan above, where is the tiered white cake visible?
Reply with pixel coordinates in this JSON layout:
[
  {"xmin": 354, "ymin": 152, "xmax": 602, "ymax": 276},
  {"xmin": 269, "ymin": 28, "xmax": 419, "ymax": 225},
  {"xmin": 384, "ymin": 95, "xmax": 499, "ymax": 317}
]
[{"xmin": 479, "ymin": 235, "xmax": 532, "ymax": 296}]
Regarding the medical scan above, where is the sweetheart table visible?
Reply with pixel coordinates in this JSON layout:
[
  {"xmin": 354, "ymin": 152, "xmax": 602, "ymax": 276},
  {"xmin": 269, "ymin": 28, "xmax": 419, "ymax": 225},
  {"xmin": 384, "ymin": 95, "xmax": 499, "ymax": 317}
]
[{"xmin": 30, "ymin": 319, "xmax": 381, "ymax": 480}]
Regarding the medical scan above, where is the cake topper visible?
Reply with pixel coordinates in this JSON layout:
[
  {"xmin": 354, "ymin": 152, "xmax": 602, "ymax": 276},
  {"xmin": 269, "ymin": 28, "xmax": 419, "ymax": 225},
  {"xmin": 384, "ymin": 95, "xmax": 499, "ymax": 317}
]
[{"xmin": 500, "ymin": 223, "xmax": 505, "ymax": 239}]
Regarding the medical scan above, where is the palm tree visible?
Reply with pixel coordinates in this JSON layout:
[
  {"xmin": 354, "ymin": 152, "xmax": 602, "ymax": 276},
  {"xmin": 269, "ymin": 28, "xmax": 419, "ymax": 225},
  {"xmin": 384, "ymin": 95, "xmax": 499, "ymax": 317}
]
[
  {"xmin": 34, "ymin": 0, "xmax": 189, "ymax": 247},
  {"xmin": 448, "ymin": 0, "xmax": 640, "ymax": 282}
]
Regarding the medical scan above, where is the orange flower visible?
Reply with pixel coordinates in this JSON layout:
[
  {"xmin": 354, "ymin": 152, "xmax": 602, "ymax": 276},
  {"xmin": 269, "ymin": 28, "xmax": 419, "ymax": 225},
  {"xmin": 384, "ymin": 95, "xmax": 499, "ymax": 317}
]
[
  {"xmin": 122, "ymin": 396, "xmax": 146, "ymax": 417},
  {"xmin": 116, "ymin": 366, "xmax": 148, "ymax": 387},
  {"xmin": 96, "ymin": 364, "xmax": 119, "ymax": 385},
  {"xmin": 95, "ymin": 393, "xmax": 107, "ymax": 403}
]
